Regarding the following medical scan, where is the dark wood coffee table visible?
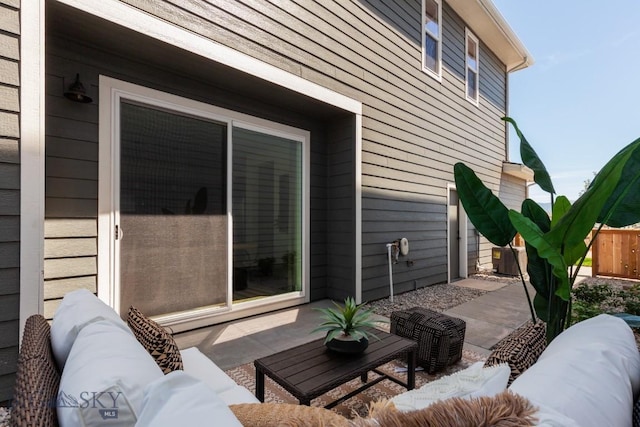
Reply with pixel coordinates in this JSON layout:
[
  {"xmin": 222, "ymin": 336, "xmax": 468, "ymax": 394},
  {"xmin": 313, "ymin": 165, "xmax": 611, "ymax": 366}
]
[{"xmin": 254, "ymin": 329, "xmax": 417, "ymax": 408}]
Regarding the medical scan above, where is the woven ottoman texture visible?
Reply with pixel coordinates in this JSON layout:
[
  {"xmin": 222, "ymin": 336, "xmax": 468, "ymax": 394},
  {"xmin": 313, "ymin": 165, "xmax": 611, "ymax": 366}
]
[{"xmin": 390, "ymin": 307, "xmax": 466, "ymax": 374}]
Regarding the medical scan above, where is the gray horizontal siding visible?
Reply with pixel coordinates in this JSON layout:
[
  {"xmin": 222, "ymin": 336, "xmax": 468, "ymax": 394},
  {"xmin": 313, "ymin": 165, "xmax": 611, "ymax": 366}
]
[
  {"xmin": 115, "ymin": 0, "xmax": 511, "ymax": 300},
  {"xmin": 0, "ymin": 0, "xmax": 20, "ymax": 403},
  {"xmin": 326, "ymin": 116, "xmax": 356, "ymax": 301},
  {"xmin": 44, "ymin": 27, "xmax": 340, "ymax": 311},
  {"xmin": 44, "ymin": 0, "xmax": 517, "ymax": 313},
  {"xmin": 499, "ymin": 174, "xmax": 527, "ymax": 211}
]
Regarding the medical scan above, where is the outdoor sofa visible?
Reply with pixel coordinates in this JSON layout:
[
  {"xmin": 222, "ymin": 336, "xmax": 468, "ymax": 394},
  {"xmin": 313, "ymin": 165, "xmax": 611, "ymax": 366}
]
[{"xmin": 10, "ymin": 289, "xmax": 640, "ymax": 426}]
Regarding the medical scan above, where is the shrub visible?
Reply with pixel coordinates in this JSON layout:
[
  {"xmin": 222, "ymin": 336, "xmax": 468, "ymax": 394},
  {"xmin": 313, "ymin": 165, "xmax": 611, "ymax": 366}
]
[
  {"xmin": 619, "ymin": 284, "xmax": 640, "ymax": 316},
  {"xmin": 572, "ymin": 284, "xmax": 614, "ymax": 305},
  {"xmin": 571, "ymin": 282, "xmax": 621, "ymax": 325}
]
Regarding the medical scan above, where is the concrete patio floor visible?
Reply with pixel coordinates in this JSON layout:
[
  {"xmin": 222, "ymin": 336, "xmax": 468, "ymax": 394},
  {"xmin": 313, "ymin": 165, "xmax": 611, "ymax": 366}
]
[{"xmin": 174, "ymin": 270, "xmax": 592, "ymax": 371}]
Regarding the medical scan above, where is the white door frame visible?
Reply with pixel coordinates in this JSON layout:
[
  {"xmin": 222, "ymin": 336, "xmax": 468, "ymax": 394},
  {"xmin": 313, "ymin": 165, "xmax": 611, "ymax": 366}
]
[
  {"xmin": 98, "ymin": 76, "xmax": 312, "ymax": 330},
  {"xmin": 447, "ymin": 184, "xmax": 468, "ymax": 283}
]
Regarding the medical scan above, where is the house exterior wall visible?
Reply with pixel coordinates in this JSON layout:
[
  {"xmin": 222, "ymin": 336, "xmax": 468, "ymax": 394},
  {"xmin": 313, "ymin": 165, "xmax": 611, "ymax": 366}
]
[
  {"xmin": 44, "ymin": 32, "xmax": 355, "ymax": 315},
  {"xmin": 2, "ymin": 0, "xmax": 526, "ymax": 402},
  {"xmin": 326, "ymin": 115, "xmax": 357, "ymax": 301},
  {"xmin": 0, "ymin": 0, "xmax": 21, "ymax": 402},
  {"xmin": 473, "ymin": 173, "xmax": 528, "ymax": 271},
  {"xmin": 113, "ymin": 0, "xmax": 509, "ymax": 301},
  {"xmin": 499, "ymin": 174, "xmax": 527, "ymax": 212}
]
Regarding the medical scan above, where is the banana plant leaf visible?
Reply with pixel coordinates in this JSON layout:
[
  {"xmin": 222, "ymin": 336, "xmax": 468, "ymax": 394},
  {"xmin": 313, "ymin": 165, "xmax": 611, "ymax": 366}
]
[
  {"xmin": 521, "ymin": 199, "xmax": 552, "ymax": 314},
  {"xmin": 533, "ymin": 293, "xmax": 550, "ymax": 323},
  {"xmin": 454, "ymin": 163, "xmax": 516, "ymax": 247},
  {"xmin": 550, "ymin": 196, "xmax": 571, "ymax": 228},
  {"xmin": 503, "ymin": 117, "xmax": 555, "ymax": 195},
  {"xmin": 546, "ymin": 137, "xmax": 640, "ymax": 251},
  {"xmin": 598, "ymin": 137, "xmax": 640, "ymax": 227},
  {"xmin": 509, "ymin": 210, "xmax": 570, "ymax": 300}
]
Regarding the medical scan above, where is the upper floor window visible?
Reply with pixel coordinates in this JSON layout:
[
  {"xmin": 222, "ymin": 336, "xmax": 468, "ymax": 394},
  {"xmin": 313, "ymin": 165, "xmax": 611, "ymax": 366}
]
[
  {"xmin": 422, "ymin": 0, "xmax": 442, "ymax": 80},
  {"xmin": 465, "ymin": 29, "xmax": 479, "ymax": 104}
]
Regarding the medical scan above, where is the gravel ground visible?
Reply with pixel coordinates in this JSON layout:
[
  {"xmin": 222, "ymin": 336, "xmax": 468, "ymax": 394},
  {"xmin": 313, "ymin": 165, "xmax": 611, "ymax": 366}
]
[
  {"xmin": 0, "ymin": 408, "xmax": 8, "ymax": 426},
  {"xmin": 363, "ymin": 271, "xmax": 524, "ymax": 318},
  {"xmin": 364, "ymin": 280, "xmax": 487, "ymax": 318}
]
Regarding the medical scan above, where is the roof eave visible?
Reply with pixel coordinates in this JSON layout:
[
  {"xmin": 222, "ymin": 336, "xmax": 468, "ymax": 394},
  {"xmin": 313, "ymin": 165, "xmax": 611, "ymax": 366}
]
[
  {"xmin": 503, "ymin": 162, "xmax": 534, "ymax": 182},
  {"xmin": 446, "ymin": 0, "xmax": 534, "ymax": 72}
]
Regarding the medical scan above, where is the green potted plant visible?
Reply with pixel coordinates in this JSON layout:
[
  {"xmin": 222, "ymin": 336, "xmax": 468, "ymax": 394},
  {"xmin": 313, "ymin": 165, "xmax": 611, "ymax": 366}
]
[
  {"xmin": 311, "ymin": 297, "xmax": 385, "ymax": 354},
  {"xmin": 454, "ymin": 117, "xmax": 640, "ymax": 343}
]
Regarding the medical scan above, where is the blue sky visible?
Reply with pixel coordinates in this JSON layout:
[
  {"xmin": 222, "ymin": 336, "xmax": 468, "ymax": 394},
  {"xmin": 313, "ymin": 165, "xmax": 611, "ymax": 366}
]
[{"xmin": 492, "ymin": 0, "xmax": 640, "ymax": 203}]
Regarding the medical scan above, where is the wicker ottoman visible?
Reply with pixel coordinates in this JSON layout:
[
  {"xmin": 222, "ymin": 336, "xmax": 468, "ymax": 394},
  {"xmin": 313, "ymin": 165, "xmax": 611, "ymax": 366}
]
[{"xmin": 390, "ymin": 307, "xmax": 466, "ymax": 374}]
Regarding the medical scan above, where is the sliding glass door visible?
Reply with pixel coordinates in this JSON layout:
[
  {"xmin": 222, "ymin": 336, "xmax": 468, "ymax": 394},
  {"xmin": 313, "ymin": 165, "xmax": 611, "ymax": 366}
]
[
  {"xmin": 232, "ymin": 127, "xmax": 302, "ymax": 302},
  {"xmin": 100, "ymin": 77, "xmax": 308, "ymax": 322},
  {"xmin": 118, "ymin": 102, "xmax": 228, "ymax": 316}
]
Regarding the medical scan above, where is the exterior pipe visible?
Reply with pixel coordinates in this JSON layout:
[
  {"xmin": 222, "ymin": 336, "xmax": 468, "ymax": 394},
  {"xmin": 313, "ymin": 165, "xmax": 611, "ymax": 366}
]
[{"xmin": 386, "ymin": 243, "xmax": 394, "ymax": 303}]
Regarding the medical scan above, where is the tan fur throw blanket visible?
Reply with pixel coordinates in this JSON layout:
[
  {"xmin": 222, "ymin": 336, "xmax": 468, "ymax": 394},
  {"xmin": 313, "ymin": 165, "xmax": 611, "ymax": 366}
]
[
  {"xmin": 229, "ymin": 402, "xmax": 351, "ymax": 427},
  {"xmin": 229, "ymin": 391, "xmax": 537, "ymax": 426},
  {"xmin": 352, "ymin": 390, "xmax": 538, "ymax": 427}
]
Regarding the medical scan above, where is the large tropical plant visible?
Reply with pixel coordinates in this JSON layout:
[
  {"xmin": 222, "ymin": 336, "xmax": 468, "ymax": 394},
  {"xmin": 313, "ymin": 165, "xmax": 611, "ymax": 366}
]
[{"xmin": 454, "ymin": 117, "xmax": 640, "ymax": 342}]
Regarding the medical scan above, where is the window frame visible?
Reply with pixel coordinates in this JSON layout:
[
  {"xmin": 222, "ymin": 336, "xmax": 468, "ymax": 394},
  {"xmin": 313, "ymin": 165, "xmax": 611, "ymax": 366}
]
[
  {"xmin": 422, "ymin": 0, "xmax": 443, "ymax": 81},
  {"xmin": 465, "ymin": 28, "xmax": 480, "ymax": 105}
]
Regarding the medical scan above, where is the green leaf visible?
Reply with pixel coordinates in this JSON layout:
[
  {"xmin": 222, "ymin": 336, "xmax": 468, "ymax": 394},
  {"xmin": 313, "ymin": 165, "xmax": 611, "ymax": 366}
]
[
  {"xmin": 324, "ymin": 329, "xmax": 343, "ymax": 344},
  {"xmin": 521, "ymin": 199, "xmax": 551, "ymax": 233},
  {"xmin": 564, "ymin": 241, "xmax": 588, "ymax": 267},
  {"xmin": 598, "ymin": 137, "xmax": 640, "ymax": 227},
  {"xmin": 520, "ymin": 199, "xmax": 551, "ymax": 297},
  {"xmin": 454, "ymin": 163, "xmax": 516, "ymax": 247},
  {"xmin": 524, "ymin": 241, "xmax": 550, "ymax": 295},
  {"xmin": 547, "ymin": 138, "xmax": 640, "ymax": 251},
  {"xmin": 551, "ymin": 196, "xmax": 571, "ymax": 228},
  {"xmin": 503, "ymin": 117, "xmax": 555, "ymax": 194},
  {"xmin": 533, "ymin": 293, "xmax": 549, "ymax": 322},
  {"xmin": 509, "ymin": 210, "xmax": 570, "ymax": 300}
]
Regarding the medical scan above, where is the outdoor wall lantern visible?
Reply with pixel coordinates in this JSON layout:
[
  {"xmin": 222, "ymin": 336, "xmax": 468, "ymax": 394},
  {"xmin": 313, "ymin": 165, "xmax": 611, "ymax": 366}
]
[{"xmin": 64, "ymin": 73, "xmax": 92, "ymax": 103}]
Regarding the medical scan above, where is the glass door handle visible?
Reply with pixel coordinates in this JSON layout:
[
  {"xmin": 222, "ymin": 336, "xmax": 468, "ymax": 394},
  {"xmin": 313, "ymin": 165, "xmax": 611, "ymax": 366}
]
[{"xmin": 115, "ymin": 224, "xmax": 124, "ymax": 240}]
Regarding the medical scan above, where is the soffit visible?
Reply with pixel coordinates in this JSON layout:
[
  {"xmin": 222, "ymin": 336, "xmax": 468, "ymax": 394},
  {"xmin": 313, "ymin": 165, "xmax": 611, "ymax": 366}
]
[
  {"xmin": 502, "ymin": 162, "xmax": 534, "ymax": 181},
  {"xmin": 46, "ymin": 0, "xmax": 351, "ymax": 121}
]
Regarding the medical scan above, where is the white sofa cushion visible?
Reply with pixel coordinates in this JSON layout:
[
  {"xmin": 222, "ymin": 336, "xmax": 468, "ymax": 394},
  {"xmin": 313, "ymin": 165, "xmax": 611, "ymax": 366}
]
[
  {"xmin": 180, "ymin": 347, "xmax": 259, "ymax": 405},
  {"xmin": 391, "ymin": 361, "xmax": 510, "ymax": 411},
  {"xmin": 180, "ymin": 347, "xmax": 240, "ymax": 394},
  {"xmin": 135, "ymin": 371, "xmax": 242, "ymax": 427},
  {"xmin": 50, "ymin": 289, "xmax": 132, "ymax": 369},
  {"xmin": 510, "ymin": 314, "xmax": 640, "ymax": 427},
  {"xmin": 538, "ymin": 313, "xmax": 640, "ymax": 398},
  {"xmin": 218, "ymin": 385, "xmax": 260, "ymax": 405},
  {"xmin": 57, "ymin": 320, "xmax": 164, "ymax": 427}
]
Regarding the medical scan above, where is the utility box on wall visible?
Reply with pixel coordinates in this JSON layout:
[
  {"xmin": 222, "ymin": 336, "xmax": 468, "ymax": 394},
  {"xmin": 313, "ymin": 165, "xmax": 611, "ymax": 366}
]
[{"xmin": 492, "ymin": 247, "xmax": 527, "ymax": 276}]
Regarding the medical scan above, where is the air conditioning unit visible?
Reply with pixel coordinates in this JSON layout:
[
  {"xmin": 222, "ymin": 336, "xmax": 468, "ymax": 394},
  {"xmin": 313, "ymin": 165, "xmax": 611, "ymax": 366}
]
[{"xmin": 492, "ymin": 247, "xmax": 527, "ymax": 276}]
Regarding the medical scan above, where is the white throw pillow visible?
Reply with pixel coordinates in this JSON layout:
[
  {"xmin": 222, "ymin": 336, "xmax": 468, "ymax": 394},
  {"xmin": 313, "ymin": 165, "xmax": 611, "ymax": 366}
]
[
  {"xmin": 390, "ymin": 362, "xmax": 510, "ymax": 411},
  {"xmin": 50, "ymin": 289, "xmax": 132, "ymax": 369},
  {"xmin": 57, "ymin": 320, "xmax": 164, "ymax": 427},
  {"xmin": 136, "ymin": 371, "xmax": 243, "ymax": 427},
  {"xmin": 510, "ymin": 340, "xmax": 635, "ymax": 427}
]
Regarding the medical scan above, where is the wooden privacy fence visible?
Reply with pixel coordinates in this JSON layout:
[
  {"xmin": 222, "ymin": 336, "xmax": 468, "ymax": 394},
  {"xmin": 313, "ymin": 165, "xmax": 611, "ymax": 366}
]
[{"xmin": 592, "ymin": 229, "xmax": 640, "ymax": 279}]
